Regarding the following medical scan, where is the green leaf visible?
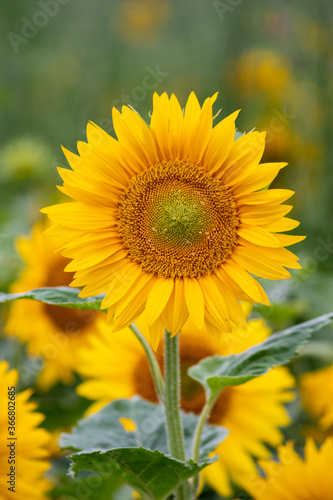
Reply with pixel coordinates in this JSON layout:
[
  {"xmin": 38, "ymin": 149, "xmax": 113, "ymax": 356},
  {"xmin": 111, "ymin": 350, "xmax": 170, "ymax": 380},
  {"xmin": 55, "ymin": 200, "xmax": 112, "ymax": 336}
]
[
  {"xmin": 189, "ymin": 312, "xmax": 333, "ymax": 397},
  {"xmin": 32, "ymin": 377, "xmax": 93, "ymax": 431},
  {"xmin": 68, "ymin": 449, "xmax": 205, "ymax": 500},
  {"xmin": 49, "ymin": 474, "xmax": 126, "ymax": 500},
  {"xmin": 0, "ymin": 286, "xmax": 104, "ymax": 311},
  {"xmin": 60, "ymin": 397, "xmax": 228, "ymax": 500}
]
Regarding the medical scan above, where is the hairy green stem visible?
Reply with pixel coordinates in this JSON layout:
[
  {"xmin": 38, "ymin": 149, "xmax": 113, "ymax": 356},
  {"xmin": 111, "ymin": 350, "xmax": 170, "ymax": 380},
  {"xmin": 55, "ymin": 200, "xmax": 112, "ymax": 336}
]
[
  {"xmin": 164, "ymin": 330, "xmax": 191, "ymax": 499},
  {"xmin": 191, "ymin": 392, "xmax": 220, "ymax": 496},
  {"xmin": 129, "ymin": 323, "xmax": 165, "ymax": 403},
  {"xmin": 164, "ymin": 330, "xmax": 186, "ymax": 460}
]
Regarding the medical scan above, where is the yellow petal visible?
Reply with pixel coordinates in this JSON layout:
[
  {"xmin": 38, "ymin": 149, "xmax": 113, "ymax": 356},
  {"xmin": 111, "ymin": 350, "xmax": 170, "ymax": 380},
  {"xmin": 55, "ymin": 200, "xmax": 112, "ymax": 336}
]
[
  {"xmin": 203, "ymin": 110, "xmax": 240, "ymax": 174},
  {"xmin": 162, "ymin": 279, "xmax": 188, "ymax": 334},
  {"xmin": 148, "ymin": 316, "xmax": 165, "ymax": 351},
  {"xmin": 274, "ymin": 234, "xmax": 306, "ymax": 246},
  {"xmin": 237, "ymin": 225, "xmax": 283, "ymax": 247},
  {"xmin": 169, "ymin": 93, "xmax": 184, "ymax": 159},
  {"xmin": 150, "ymin": 92, "xmax": 171, "ymax": 160},
  {"xmin": 179, "ymin": 91, "xmax": 201, "ymax": 158},
  {"xmin": 213, "ymin": 273, "xmax": 247, "ymax": 330},
  {"xmin": 261, "ymin": 217, "xmax": 300, "ymax": 232},
  {"xmin": 235, "ymin": 189, "xmax": 295, "ymax": 205},
  {"xmin": 198, "ymin": 275, "xmax": 230, "ymax": 327},
  {"xmin": 238, "ymin": 204, "xmax": 293, "ymax": 225},
  {"xmin": 146, "ymin": 278, "xmax": 174, "ymax": 326},
  {"xmin": 232, "ymin": 246, "xmax": 291, "ymax": 280},
  {"xmin": 42, "ymin": 202, "xmax": 116, "ymax": 230},
  {"xmin": 219, "ymin": 132, "xmax": 266, "ymax": 183},
  {"xmin": 184, "ymin": 278, "xmax": 205, "ymax": 329},
  {"xmin": 112, "ymin": 107, "xmax": 149, "ymax": 170},
  {"xmin": 111, "ymin": 274, "xmax": 154, "ymax": 329},
  {"xmin": 101, "ymin": 262, "xmax": 143, "ymax": 308},
  {"xmin": 230, "ymin": 162, "xmax": 287, "ymax": 196},
  {"xmin": 221, "ymin": 262, "xmax": 270, "ymax": 305},
  {"xmin": 189, "ymin": 96, "xmax": 215, "ymax": 164}
]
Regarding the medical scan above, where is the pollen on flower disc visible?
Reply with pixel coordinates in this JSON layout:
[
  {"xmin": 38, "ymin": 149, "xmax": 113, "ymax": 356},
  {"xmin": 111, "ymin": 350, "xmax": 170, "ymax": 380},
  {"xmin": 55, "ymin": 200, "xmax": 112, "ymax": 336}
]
[{"xmin": 117, "ymin": 160, "xmax": 239, "ymax": 278}]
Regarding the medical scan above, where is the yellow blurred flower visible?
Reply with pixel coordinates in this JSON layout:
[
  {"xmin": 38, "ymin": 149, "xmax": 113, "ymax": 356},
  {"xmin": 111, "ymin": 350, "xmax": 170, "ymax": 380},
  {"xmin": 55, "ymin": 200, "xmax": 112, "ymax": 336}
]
[
  {"xmin": 300, "ymin": 364, "xmax": 333, "ymax": 432},
  {"xmin": 0, "ymin": 137, "xmax": 51, "ymax": 180},
  {"xmin": 112, "ymin": 0, "xmax": 170, "ymax": 46},
  {"xmin": 233, "ymin": 49, "xmax": 291, "ymax": 98},
  {"xmin": 42, "ymin": 92, "xmax": 303, "ymax": 349},
  {"xmin": 246, "ymin": 438, "xmax": 333, "ymax": 499},
  {"xmin": 77, "ymin": 311, "xmax": 295, "ymax": 496},
  {"xmin": 5, "ymin": 221, "xmax": 104, "ymax": 390},
  {"xmin": 0, "ymin": 361, "xmax": 51, "ymax": 500}
]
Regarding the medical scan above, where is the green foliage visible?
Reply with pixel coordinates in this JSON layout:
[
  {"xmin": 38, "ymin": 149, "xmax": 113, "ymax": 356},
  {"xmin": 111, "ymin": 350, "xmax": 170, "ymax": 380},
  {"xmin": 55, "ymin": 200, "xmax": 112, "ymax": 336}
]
[
  {"xmin": 32, "ymin": 378, "xmax": 92, "ymax": 431},
  {"xmin": 60, "ymin": 397, "xmax": 228, "ymax": 500},
  {"xmin": 189, "ymin": 313, "xmax": 333, "ymax": 398},
  {"xmin": 0, "ymin": 286, "xmax": 104, "ymax": 310},
  {"xmin": 49, "ymin": 474, "xmax": 126, "ymax": 500}
]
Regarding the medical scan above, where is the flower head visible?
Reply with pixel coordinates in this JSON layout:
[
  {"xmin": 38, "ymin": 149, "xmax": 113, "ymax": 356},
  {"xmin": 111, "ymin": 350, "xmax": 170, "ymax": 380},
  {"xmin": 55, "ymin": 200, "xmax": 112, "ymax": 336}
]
[
  {"xmin": 246, "ymin": 438, "xmax": 333, "ymax": 500},
  {"xmin": 42, "ymin": 92, "xmax": 304, "ymax": 347},
  {"xmin": 232, "ymin": 49, "xmax": 291, "ymax": 98},
  {"xmin": 5, "ymin": 221, "xmax": 104, "ymax": 390},
  {"xmin": 76, "ymin": 311, "xmax": 294, "ymax": 496},
  {"xmin": 0, "ymin": 361, "xmax": 51, "ymax": 500}
]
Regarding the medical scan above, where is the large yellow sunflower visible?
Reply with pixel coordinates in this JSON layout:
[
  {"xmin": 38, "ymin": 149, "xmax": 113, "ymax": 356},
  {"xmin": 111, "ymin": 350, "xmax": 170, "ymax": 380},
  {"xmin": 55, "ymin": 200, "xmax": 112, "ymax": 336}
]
[
  {"xmin": 5, "ymin": 221, "xmax": 104, "ymax": 390},
  {"xmin": 300, "ymin": 364, "xmax": 333, "ymax": 432},
  {"xmin": 76, "ymin": 310, "xmax": 295, "ymax": 496},
  {"xmin": 246, "ymin": 438, "xmax": 333, "ymax": 500},
  {"xmin": 42, "ymin": 92, "xmax": 304, "ymax": 347},
  {"xmin": 0, "ymin": 361, "xmax": 51, "ymax": 500}
]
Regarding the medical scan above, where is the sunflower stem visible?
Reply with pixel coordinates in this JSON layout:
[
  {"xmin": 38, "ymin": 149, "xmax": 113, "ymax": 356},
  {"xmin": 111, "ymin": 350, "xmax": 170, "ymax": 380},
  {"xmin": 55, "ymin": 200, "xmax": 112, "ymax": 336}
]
[
  {"xmin": 129, "ymin": 323, "xmax": 165, "ymax": 403},
  {"xmin": 191, "ymin": 392, "xmax": 220, "ymax": 496},
  {"xmin": 164, "ymin": 330, "xmax": 192, "ymax": 499}
]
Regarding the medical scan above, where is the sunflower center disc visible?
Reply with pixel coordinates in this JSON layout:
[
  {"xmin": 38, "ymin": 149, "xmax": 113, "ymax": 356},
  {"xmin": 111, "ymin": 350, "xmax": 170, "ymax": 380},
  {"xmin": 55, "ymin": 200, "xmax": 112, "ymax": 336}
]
[{"xmin": 117, "ymin": 160, "xmax": 239, "ymax": 278}]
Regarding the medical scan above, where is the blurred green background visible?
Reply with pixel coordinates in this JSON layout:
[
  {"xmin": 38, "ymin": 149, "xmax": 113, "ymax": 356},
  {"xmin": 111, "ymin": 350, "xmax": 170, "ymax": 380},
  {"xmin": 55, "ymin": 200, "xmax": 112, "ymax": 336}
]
[{"xmin": 1, "ymin": 1, "xmax": 333, "ymax": 498}]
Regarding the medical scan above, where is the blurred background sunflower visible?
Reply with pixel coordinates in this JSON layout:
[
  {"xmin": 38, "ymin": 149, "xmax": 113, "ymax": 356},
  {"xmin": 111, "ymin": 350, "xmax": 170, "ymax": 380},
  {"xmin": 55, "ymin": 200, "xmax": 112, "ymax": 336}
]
[
  {"xmin": 5, "ymin": 220, "xmax": 105, "ymax": 390},
  {"xmin": 1, "ymin": 0, "xmax": 333, "ymax": 498},
  {"xmin": 0, "ymin": 361, "xmax": 51, "ymax": 500},
  {"xmin": 76, "ymin": 309, "xmax": 295, "ymax": 497}
]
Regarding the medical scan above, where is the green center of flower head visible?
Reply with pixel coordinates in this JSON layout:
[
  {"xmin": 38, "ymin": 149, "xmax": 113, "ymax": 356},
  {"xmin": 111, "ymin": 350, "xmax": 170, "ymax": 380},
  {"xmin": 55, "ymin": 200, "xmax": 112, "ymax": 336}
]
[
  {"xmin": 117, "ymin": 160, "xmax": 239, "ymax": 278},
  {"xmin": 149, "ymin": 181, "xmax": 211, "ymax": 249}
]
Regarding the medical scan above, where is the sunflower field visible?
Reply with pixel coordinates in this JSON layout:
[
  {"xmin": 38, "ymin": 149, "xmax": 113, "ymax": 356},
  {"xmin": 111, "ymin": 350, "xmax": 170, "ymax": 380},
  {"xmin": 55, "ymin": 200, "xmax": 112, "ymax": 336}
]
[{"xmin": 1, "ymin": 1, "xmax": 333, "ymax": 499}]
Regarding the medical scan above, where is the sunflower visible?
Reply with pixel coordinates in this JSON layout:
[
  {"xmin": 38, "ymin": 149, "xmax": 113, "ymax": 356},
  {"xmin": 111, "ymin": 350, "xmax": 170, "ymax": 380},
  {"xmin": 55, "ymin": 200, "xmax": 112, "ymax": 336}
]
[
  {"xmin": 300, "ymin": 364, "xmax": 333, "ymax": 432},
  {"xmin": 42, "ymin": 92, "xmax": 304, "ymax": 348},
  {"xmin": 0, "ymin": 361, "xmax": 51, "ymax": 500},
  {"xmin": 76, "ymin": 310, "xmax": 295, "ymax": 496},
  {"xmin": 246, "ymin": 438, "xmax": 333, "ymax": 500},
  {"xmin": 232, "ymin": 49, "xmax": 291, "ymax": 98},
  {"xmin": 5, "ymin": 221, "xmax": 104, "ymax": 390}
]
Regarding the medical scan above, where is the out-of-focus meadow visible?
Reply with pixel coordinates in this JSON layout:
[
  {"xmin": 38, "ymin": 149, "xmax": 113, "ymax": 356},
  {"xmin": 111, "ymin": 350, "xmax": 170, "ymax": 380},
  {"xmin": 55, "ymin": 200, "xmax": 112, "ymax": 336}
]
[
  {"xmin": 1, "ymin": 0, "xmax": 333, "ymax": 306},
  {"xmin": 1, "ymin": 1, "xmax": 333, "ymax": 499}
]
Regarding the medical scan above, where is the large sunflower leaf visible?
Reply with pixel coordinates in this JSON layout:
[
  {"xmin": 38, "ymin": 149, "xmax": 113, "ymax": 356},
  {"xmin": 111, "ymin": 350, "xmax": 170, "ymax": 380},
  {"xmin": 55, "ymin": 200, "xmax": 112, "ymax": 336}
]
[
  {"xmin": 49, "ymin": 475, "xmax": 127, "ymax": 500},
  {"xmin": 189, "ymin": 313, "xmax": 333, "ymax": 397},
  {"xmin": 0, "ymin": 286, "xmax": 104, "ymax": 310},
  {"xmin": 60, "ymin": 397, "xmax": 228, "ymax": 500}
]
